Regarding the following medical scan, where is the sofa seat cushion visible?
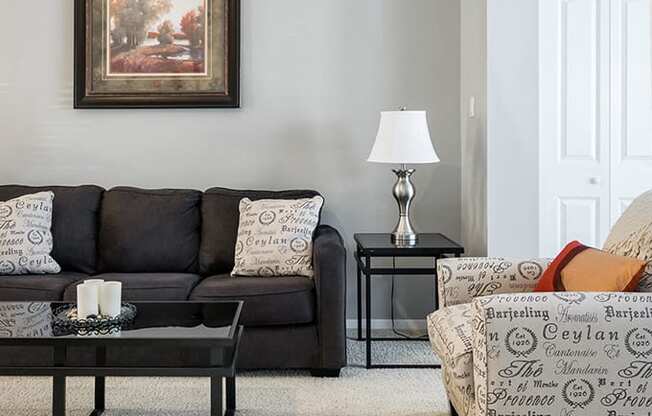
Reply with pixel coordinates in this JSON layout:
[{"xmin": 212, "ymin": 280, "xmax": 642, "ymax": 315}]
[
  {"xmin": 63, "ymin": 273, "xmax": 201, "ymax": 301},
  {"xmin": 189, "ymin": 275, "xmax": 315, "ymax": 326},
  {"xmin": 427, "ymin": 303, "xmax": 475, "ymax": 416},
  {"xmin": 0, "ymin": 272, "xmax": 86, "ymax": 301}
]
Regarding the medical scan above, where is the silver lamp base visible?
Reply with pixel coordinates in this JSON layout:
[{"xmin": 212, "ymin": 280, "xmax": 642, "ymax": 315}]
[
  {"xmin": 392, "ymin": 231, "xmax": 418, "ymax": 246},
  {"xmin": 390, "ymin": 166, "xmax": 418, "ymax": 246}
]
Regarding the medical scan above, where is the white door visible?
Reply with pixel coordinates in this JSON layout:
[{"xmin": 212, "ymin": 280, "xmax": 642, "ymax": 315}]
[
  {"xmin": 610, "ymin": 0, "xmax": 652, "ymax": 221},
  {"xmin": 539, "ymin": 0, "xmax": 611, "ymax": 257}
]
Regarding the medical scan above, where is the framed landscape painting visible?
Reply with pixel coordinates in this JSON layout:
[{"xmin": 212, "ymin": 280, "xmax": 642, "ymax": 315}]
[{"xmin": 74, "ymin": 0, "xmax": 240, "ymax": 108}]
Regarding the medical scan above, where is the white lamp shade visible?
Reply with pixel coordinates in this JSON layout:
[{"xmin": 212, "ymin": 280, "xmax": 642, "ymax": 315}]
[{"xmin": 367, "ymin": 111, "xmax": 440, "ymax": 164}]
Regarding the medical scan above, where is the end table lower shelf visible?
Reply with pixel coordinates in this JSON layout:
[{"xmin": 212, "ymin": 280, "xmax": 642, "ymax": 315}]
[{"xmin": 353, "ymin": 233, "xmax": 464, "ymax": 369}]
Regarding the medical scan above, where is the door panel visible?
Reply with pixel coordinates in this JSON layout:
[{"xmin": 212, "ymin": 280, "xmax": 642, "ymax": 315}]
[
  {"xmin": 559, "ymin": 197, "xmax": 601, "ymax": 247},
  {"xmin": 539, "ymin": 0, "xmax": 611, "ymax": 257},
  {"xmin": 610, "ymin": 0, "xmax": 652, "ymax": 225},
  {"xmin": 562, "ymin": 0, "xmax": 600, "ymax": 161}
]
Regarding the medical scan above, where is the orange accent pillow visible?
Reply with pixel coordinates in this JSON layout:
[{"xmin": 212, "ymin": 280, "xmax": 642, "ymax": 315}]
[{"xmin": 534, "ymin": 240, "xmax": 646, "ymax": 292}]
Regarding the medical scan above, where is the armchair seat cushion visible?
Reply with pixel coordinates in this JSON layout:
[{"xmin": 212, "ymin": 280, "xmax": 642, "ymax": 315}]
[
  {"xmin": 189, "ymin": 274, "xmax": 315, "ymax": 326},
  {"xmin": 428, "ymin": 303, "xmax": 475, "ymax": 416},
  {"xmin": 0, "ymin": 272, "xmax": 86, "ymax": 301},
  {"xmin": 443, "ymin": 362, "xmax": 475, "ymax": 416},
  {"xmin": 427, "ymin": 303, "xmax": 473, "ymax": 365},
  {"xmin": 63, "ymin": 273, "xmax": 201, "ymax": 301}
]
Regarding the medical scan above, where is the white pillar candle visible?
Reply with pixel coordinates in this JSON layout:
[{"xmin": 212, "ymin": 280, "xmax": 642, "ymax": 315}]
[
  {"xmin": 77, "ymin": 283, "xmax": 99, "ymax": 319},
  {"xmin": 99, "ymin": 282, "xmax": 122, "ymax": 318},
  {"xmin": 84, "ymin": 279, "xmax": 104, "ymax": 298}
]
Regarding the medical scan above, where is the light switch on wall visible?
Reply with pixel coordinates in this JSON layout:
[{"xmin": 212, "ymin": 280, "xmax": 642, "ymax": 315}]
[{"xmin": 468, "ymin": 96, "xmax": 476, "ymax": 118}]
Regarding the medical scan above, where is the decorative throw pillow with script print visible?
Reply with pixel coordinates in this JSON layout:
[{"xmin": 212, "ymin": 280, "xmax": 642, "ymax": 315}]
[
  {"xmin": 232, "ymin": 196, "xmax": 324, "ymax": 277},
  {"xmin": 0, "ymin": 192, "xmax": 61, "ymax": 275}
]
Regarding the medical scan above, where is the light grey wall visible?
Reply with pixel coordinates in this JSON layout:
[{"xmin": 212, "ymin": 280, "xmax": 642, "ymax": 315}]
[
  {"xmin": 486, "ymin": 0, "xmax": 539, "ymax": 257},
  {"xmin": 0, "ymin": 0, "xmax": 460, "ymax": 320},
  {"xmin": 460, "ymin": 0, "xmax": 488, "ymax": 257},
  {"xmin": 459, "ymin": 0, "xmax": 540, "ymax": 259}
]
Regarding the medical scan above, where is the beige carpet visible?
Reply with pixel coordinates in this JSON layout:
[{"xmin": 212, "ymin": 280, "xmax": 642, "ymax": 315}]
[{"xmin": 0, "ymin": 338, "xmax": 450, "ymax": 416}]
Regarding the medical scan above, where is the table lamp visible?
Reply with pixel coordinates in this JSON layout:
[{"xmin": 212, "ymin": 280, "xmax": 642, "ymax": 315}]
[{"xmin": 367, "ymin": 108, "xmax": 440, "ymax": 246}]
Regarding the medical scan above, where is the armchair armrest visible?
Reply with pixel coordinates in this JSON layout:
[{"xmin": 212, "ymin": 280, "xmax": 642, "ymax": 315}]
[
  {"xmin": 471, "ymin": 292, "xmax": 652, "ymax": 415},
  {"xmin": 437, "ymin": 257, "xmax": 550, "ymax": 308},
  {"xmin": 312, "ymin": 224, "xmax": 347, "ymax": 371}
]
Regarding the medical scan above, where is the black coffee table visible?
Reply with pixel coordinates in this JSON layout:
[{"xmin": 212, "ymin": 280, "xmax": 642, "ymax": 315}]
[{"xmin": 0, "ymin": 301, "xmax": 243, "ymax": 416}]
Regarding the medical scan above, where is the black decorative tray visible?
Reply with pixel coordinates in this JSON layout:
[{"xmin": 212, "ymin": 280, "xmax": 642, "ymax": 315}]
[{"xmin": 52, "ymin": 303, "xmax": 137, "ymax": 336}]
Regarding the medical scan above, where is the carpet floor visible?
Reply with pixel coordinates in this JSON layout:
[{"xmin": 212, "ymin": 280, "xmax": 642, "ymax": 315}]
[{"xmin": 0, "ymin": 337, "xmax": 450, "ymax": 416}]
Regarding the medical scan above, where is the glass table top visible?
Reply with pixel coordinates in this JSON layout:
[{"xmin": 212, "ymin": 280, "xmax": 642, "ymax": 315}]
[
  {"xmin": 0, "ymin": 301, "xmax": 242, "ymax": 341},
  {"xmin": 354, "ymin": 233, "xmax": 464, "ymax": 255}
]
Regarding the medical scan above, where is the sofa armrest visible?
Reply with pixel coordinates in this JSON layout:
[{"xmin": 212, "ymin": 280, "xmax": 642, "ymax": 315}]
[
  {"xmin": 312, "ymin": 224, "xmax": 347, "ymax": 370},
  {"xmin": 437, "ymin": 257, "xmax": 551, "ymax": 308},
  {"xmin": 471, "ymin": 292, "xmax": 652, "ymax": 415}
]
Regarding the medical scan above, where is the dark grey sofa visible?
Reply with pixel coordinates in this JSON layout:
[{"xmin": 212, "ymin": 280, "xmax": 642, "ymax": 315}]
[{"xmin": 0, "ymin": 185, "xmax": 347, "ymax": 376}]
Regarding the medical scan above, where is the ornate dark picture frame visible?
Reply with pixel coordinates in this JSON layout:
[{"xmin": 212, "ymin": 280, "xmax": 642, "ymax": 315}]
[{"xmin": 74, "ymin": 0, "xmax": 240, "ymax": 109}]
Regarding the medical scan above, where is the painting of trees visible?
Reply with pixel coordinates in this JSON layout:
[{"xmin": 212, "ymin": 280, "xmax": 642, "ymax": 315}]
[
  {"xmin": 76, "ymin": 0, "xmax": 240, "ymax": 107},
  {"xmin": 106, "ymin": 0, "xmax": 209, "ymax": 75},
  {"xmin": 110, "ymin": 0, "xmax": 173, "ymax": 49},
  {"xmin": 157, "ymin": 20, "xmax": 175, "ymax": 45},
  {"xmin": 180, "ymin": 5, "xmax": 205, "ymax": 49}
]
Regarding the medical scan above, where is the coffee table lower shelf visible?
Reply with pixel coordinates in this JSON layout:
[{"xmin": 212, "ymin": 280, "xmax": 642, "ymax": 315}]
[
  {"xmin": 0, "ymin": 326, "xmax": 243, "ymax": 416},
  {"xmin": 0, "ymin": 371, "xmax": 236, "ymax": 416}
]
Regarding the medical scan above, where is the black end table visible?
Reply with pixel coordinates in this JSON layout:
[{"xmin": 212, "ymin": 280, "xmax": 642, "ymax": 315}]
[
  {"xmin": 0, "ymin": 301, "xmax": 243, "ymax": 416},
  {"xmin": 354, "ymin": 233, "xmax": 464, "ymax": 369}
]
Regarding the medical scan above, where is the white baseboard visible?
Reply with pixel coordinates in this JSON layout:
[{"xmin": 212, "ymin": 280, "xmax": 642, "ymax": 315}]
[{"xmin": 346, "ymin": 319, "xmax": 426, "ymax": 331}]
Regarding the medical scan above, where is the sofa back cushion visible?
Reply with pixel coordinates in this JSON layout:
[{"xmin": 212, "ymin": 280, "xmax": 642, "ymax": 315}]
[
  {"xmin": 199, "ymin": 188, "xmax": 321, "ymax": 275},
  {"xmin": 98, "ymin": 187, "xmax": 202, "ymax": 273},
  {"xmin": 0, "ymin": 185, "xmax": 104, "ymax": 273}
]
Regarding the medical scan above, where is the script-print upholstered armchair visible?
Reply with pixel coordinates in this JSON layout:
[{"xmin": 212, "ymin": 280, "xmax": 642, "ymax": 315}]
[{"xmin": 428, "ymin": 190, "xmax": 652, "ymax": 416}]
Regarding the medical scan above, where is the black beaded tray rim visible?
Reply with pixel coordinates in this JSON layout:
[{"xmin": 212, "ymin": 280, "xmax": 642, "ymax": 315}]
[{"xmin": 52, "ymin": 303, "xmax": 137, "ymax": 336}]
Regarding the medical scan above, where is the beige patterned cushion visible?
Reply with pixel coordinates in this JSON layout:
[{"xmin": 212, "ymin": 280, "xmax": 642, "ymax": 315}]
[
  {"xmin": 428, "ymin": 303, "xmax": 473, "ymax": 365},
  {"xmin": 0, "ymin": 192, "xmax": 60, "ymax": 275},
  {"xmin": 232, "ymin": 196, "xmax": 323, "ymax": 277},
  {"xmin": 604, "ymin": 222, "xmax": 652, "ymax": 292},
  {"xmin": 639, "ymin": 262, "xmax": 652, "ymax": 291},
  {"xmin": 471, "ymin": 298, "xmax": 488, "ymax": 416},
  {"xmin": 437, "ymin": 257, "xmax": 550, "ymax": 307},
  {"xmin": 472, "ymin": 292, "xmax": 652, "ymax": 415},
  {"xmin": 0, "ymin": 302, "xmax": 53, "ymax": 337},
  {"xmin": 605, "ymin": 222, "xmax": 652, "ymax": 260},
  {"xmin": 603, "ymin": 189, "xmax": 652, "ymax": 251},
  {"xmin": 428, "ymin": 303, "xmax": 475, "ymax": 416},
  {"xmin": 443, "ymin": 361, "xmax": 475, "ymax": 416},
  {"xmin": 603, "ymin": 190, "xmax": 652, "ymax": 291}
]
